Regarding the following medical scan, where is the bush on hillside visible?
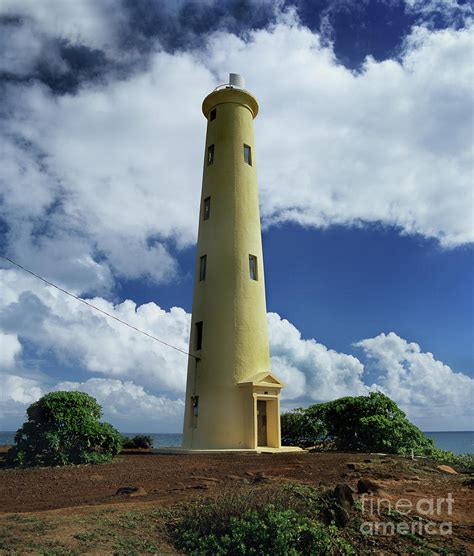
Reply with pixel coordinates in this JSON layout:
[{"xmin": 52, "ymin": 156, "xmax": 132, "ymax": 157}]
[
  {"xmin": 280, "ymin": 407, "xmax": 327, "ymax": 447},
  {"xmin": 282, "ymin": 392, "xmax": 437, "ymax": 456},
  {"xmin": 7, "ymin": 391, "xmax": 123, "ymax": 467},
  {"xmin": 170, "ymin": 484, "xmax": 354, "ymax": 555},
  {"xmin": 121, "ymin": 434, "xmax": 154, "ymax": 449}
]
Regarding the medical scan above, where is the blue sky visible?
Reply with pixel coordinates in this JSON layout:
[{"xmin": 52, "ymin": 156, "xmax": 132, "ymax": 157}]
[{"xmin": 0, "ymin": 0, "xmax": 472, "ymax": 433}]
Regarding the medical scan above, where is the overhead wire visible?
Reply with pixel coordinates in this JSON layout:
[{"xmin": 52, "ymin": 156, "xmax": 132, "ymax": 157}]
[{"xmin": 0, "ymin": 255, "xmax": 197, "ymax": 359}]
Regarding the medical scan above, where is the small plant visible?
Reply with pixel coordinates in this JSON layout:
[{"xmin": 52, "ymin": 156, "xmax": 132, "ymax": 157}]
[
  {"xmin": 73, "ymin": 532, "xmax": 97, "ymax": 542},
  {"xmin": 7, "ymin": 391, "xmax": 123, "ymax": 467},
  {"xmin": 121, "ymin": 435, "xmax": 153, "ymax": 449},
  {"xmin": 113, "ymin": 536, "xmax": 158, "ymax": 554}
]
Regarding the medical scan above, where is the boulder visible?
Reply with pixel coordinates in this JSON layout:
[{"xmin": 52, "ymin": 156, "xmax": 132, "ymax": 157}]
[
  {"xmin": 254, "ymin": 471, "xmax": 271, "ymax": 483},
  {"xmin": 115, "ymin": 486, "xmax": 147, "ymax": 497},
  {"xmin": 357, "ymin": 478, "xmax": 383, "ymax": 494},
  {"xmin": 333, "ymin": 484, "xmax": 354, "ymax": 527},
  {"xmin": 437, "ymin": 465, "xmax": 458, "ymax": 475},
  {"xmin": 334, "ymin": 484, "xmax": 354, "ymax": 510}
]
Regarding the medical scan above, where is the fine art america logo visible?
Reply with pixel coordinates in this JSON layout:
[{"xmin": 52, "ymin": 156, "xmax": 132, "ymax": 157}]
[{"xmin": 360, "ymin": 493, "xmax": 454, "ymax": 536}]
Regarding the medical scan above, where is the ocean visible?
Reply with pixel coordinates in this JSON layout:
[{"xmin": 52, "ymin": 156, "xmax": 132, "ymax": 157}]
[
  {"xmin": 424, "ymin": 431, "xmax": 474, "ymax": 455},
  {"xmin": 0, "ymin": 431, "xmax": 472, "ymax": 454},
  {"xmin": 0, "ymin": 432, "xmax": 182, "ymax": 449}
]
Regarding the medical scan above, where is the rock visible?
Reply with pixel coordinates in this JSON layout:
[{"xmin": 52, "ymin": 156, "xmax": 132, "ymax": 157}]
[
  {"xmin": 437, "ymin": 465, "xmax": 458, "ymax": 475},
  {"xmin": 254, "ymin": 471, "xmax": 271, "ymax": 483},
  {"xmin": 357, "ymin": 479, "xmax": 383, "ymax": 494},
  {"xmin": 227, "ymin": 474, "xmax": 241, "ymax": 481},
  {"xmin": 334, "ymin": 507, "xmax": 350, "ymax": 527},
  {"xmin": 115, "ymin": 486, "xmax": 147, "ymax": 497},
  {"xmin": 334, "ymin": 484, "xmax": 354, "ymax": 510},
  {"xmin": 244, "ymin": 471, "xmax": 254, "ymax": 477},
  {"xmin": 193, "ymin": 476, "xmax": 220, "ymax": 482},
  {"xmin": 333, "ymin": 484, "xmax": 354, "ymax": 527}
]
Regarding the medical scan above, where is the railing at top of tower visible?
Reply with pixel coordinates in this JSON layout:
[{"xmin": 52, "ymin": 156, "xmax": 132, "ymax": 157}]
[
  {"xmin": 213, "ymin": 83, "xmax": 244, "ymax": 92},
  {"xmin": 212, "ymin": 73, "xmax": 246, "ymax": 92}
]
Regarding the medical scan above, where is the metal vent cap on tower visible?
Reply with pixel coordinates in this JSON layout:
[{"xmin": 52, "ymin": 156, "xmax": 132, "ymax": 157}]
[{"xmin": 229, "ymin": 73, "xmax": 245, "ymax": 88}]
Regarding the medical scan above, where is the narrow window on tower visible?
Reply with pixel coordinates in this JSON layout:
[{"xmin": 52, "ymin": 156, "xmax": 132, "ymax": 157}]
[
  {"xmin": 199, "ymin": 255, "xmax": 207, "ymax": 281},
  {"xmin": 243, "ymin": 144, "xmax": 252, "ymax": 165},
  {"xmin": 203, "ymin": 196, "xmax": 211, "ymax": 220},
  {"xmin": 249, "ymin": 255, "xmax": 258, "ymax": 280},
  {"xmin": 195, "ymin": 321, "xmax": 203, "ymax": 351},
  {"xmin": 190, "ymin": 396, "xmax": 199, "ymax": 427},
  {"xmin": 207, "ymin": 144, "xmax": 215, "ymax": 165},
  {"xmin": 210, "ymin": 108, "xmax": 217, "ymax": 121}
]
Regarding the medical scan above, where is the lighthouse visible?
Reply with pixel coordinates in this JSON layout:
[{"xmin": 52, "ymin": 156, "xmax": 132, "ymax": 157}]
[{"xmin": 181, "ymin": 74, "xmax": 293, "ymax": 452}]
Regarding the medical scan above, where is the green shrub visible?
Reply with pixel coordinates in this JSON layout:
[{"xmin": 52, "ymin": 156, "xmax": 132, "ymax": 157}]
[
  {"xmin": 7, "ymin": 391, "xmax": 123, "ymax": 467},
  {"xmin": 175, "ymin": 506, "xmax": 353, "ymax": 555},
  {"xmin": 169, "ymin": 484, "xmax": 354, "ymax": 555},
  {"xmin": 281, "ymin": 408, "xmax": 327, "ymax": 447},
  {"xmin": 121, "ymin": 434, "xmax": 153, "ymax": 449},
  {"xmin": 281, "ymin": 392, "xmax": 438, "ymax": 456}
]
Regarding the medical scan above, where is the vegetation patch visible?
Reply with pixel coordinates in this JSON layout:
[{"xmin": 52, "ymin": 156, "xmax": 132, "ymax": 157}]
[
  {"xmin": 6, "ymin": 391, "xmax": 123, "ymax": 467},
  {"xmin": 281, "ymin": 392, "xmax": 474, "ymax": 470},
  {"xmin": 121, "ymin": 434, "xmax": 154, "ymax": 449},
  {"xmin": 168, "ymin": 484, "xmax": 355, "ymax": 555}
]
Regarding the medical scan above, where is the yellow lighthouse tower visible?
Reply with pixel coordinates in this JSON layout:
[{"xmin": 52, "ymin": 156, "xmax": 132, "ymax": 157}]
[{"xmin": 181, "ymin": 74, "xmax": 293, "ymax": 452}]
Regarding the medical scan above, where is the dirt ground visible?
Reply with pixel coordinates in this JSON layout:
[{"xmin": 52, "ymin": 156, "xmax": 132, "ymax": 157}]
[{"xmin": 0, "ymin": 447, "xmax": 472, "ymax": 554}]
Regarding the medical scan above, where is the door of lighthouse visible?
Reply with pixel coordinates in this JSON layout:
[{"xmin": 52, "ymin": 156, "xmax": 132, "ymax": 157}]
[{"xmin": 257, "ymin": 400, "xmax": 268, "ymax": 446}]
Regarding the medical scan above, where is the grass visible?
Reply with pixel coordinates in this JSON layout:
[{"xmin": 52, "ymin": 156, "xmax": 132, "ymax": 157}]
[
  {"xmin": 73, "ymin": 531, "xmax": 97, "ymax": 542},
  {"xmin": 113, "ymin": 535, "xmax": 160, "ymax": 555},
  {"xmin": 116, "ymin": 511, "xmax": 147, "ymax": 530}
]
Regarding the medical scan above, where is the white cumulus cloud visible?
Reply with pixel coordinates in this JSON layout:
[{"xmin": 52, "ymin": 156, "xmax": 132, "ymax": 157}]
[
  {"xmin": 355, "ymin": 332, "xmax": 474, "ymax": 430},
  {"xmin": 0, "ymin": 332, "xmax": 21, "ymax": 369},
  {"xmin": 55, "ymin": 378, "xmax": 184, "ymax": 432},
  {"xmin": 268, "ymin": 312, "xmax": 367, "ymax": 403},
  {"xmin": 0, "ymin": 0, "xmax": 123, "ymax": 51},
  {"xmin": 0, "ymin": 269, "xmax": 190, "ymax": 395}
]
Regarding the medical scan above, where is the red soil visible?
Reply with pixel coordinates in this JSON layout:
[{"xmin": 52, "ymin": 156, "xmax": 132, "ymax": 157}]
[{"xmin": 0, "ymin": 448, "xmax": 471, "ymax": 524}]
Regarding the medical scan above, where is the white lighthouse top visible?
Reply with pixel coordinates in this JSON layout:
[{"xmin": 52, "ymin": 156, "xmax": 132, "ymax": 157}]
[{"xmin": 229, "ymin": 73, "xmax": 245, "ymax": 88}]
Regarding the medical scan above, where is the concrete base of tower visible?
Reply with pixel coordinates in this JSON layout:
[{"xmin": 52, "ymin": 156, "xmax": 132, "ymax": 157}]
[{"xmin": 152, "ymin": 446, "xmax": 304, "ymax": 455}]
